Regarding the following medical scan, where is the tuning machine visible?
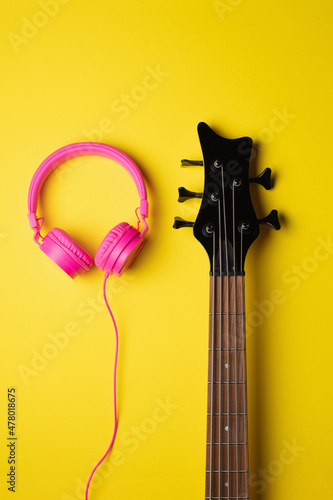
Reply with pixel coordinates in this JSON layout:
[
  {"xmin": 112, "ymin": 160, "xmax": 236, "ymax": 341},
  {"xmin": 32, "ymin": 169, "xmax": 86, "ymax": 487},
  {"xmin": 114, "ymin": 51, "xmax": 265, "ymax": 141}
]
[
  {"xmin": 173, "ymin": 217, "xmax": 194, "ymax": 229},
  {"xmin": 178, "ymin": 187, "xmax": 203, "ymax": 203},
  {"xmin": 258, "ymin": 209, "xmax": 281, "ymax": 230},
  {"xmin": 175, "ymin": 156, "xmax": 202, "ymax": 227},
  {"xmin": 180, "ymin": 159, "xmax": 203, "ymax": 167},
  {"xmin": 249, "ymin": 168, "xmax": 272, "ymax": 190}
]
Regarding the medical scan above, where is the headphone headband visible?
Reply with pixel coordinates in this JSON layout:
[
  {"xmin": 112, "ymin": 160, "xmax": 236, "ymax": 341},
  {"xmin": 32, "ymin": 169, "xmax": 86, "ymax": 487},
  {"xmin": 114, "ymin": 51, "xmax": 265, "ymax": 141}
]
[{"xmin": 27, "ymin": 142, "xmax": 148, "ymax": 229}]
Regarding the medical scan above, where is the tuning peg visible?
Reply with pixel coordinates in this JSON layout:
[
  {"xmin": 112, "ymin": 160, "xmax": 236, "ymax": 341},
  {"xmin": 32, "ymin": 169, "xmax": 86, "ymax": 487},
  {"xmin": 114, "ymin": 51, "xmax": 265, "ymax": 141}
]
[
  {"xmin": 258, "ymin": 209, "xmax": 281, "ymax": 230},
  {"xmin": 181, "ymin": 159, "xmax": 204, "ymax": 167},
  {"xmin": 249, "ymin": 168, "xmax": 272, "ymax": 190},
  {"xmin": 178, "ymin": 187, "xmax": 203, "ymax": 203},
  {"xmin": 173, "ymin": 217, "xmax": 194, "ymax": 229}
]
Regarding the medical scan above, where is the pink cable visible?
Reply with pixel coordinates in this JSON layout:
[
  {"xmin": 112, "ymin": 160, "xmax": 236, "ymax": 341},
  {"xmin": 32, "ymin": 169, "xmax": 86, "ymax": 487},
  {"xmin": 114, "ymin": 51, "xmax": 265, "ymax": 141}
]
[{"xmin": 85, "ymin": 273, "xmax": 119, "ymax": 500}]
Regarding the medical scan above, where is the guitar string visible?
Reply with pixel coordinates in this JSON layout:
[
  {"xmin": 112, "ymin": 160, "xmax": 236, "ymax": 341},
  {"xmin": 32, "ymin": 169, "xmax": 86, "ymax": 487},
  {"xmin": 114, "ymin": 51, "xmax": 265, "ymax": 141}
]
[
  {"xmin": 209, "ymin": 230, "xmax": 216, "ymax": 500},
  {"xmin": 232, "ymin": 184, "xmax": 239, "ymax": 499},
  {"xmin": 218, "ymin": 199, "xmax": 222, "ymax": 499},
  {"xmin": 217, "ymin": 197, "xmax": 223, "ymax": 499},
  {"xmin": 240, "ymin": 225, "xmax": 248, "ymax": 499},
  {"xmin": 220, "ymin": 166, "xmax": 230, "ymax": 500}
]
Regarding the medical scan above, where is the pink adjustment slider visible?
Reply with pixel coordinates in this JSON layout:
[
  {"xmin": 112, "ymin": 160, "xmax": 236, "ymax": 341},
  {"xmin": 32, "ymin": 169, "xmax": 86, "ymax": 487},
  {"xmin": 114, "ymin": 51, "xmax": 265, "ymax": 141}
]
[
  {"xmin": 28, "ymin": 212, "xmax": 38, "ymax": 229},
  {"xmin": 140, "ymin": 199, "xmax": 148, "ymax": 218}
]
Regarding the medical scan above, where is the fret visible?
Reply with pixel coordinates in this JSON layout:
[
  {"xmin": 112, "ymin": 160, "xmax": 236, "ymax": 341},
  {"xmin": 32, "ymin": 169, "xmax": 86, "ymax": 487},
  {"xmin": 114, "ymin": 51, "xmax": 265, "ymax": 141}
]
[
  {"xmin": 205, "ymin": 471, "xmax": 249, "ymax": 498},
  {"xmin": 207, "ymin": 442, "xmax": 248, "ymax": 445},
  {"xmin": 207, "ymin": 412, "xmax": 247, "ymax": 416},
  {"xmin": 209, "ymin": 312, "xmax": 245, "ymax": 315},
  {"xmin": 207, "ymin": 381, "xmax": 247, "ymax": 384},
  {"xmin": 206, "ymin": 470, "xmax": 249, "ymax": 473},
  {"xmin": 208, "ymin": 347, "xmax": 246, "ymax": 351},
  {"xmin": 205, "ymin": 496, "xmax": 250, "ymax": 500}
]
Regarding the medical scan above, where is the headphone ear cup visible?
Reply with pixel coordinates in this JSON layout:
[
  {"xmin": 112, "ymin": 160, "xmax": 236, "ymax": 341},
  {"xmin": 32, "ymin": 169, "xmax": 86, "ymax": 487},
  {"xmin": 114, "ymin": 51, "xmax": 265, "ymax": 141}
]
[
  {"xmin": 40, "ymin": 228, "xmax": 94, "ymax": 279},
  {"xmin": 95, "ymin": 222, "xmax": 144, "ymax": 277}
]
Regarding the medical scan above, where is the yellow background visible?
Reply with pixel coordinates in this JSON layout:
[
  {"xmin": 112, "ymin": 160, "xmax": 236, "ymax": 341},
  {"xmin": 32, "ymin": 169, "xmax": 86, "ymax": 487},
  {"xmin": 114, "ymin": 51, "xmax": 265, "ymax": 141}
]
[{"xmin": 1, "ymin": 0, "xmax": 332, "ymax": 499}]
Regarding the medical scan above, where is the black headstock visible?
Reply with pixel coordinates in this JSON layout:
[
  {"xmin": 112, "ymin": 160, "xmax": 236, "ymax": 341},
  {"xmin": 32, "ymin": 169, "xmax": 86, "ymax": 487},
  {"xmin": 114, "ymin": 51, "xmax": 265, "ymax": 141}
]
[{"xmin": 174, "ymin": 122, "xmax": 280, "ymax": 276}]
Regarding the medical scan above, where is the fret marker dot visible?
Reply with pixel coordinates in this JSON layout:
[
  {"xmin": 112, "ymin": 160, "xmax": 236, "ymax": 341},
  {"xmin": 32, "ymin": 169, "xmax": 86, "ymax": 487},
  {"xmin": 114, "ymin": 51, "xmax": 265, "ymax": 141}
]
[
  {"xmin": 225, "ymin": 482, "xmax": 229, "ymax": 488},
  {"xmin": 225, "ymin": 425, "xmax": 229, "ymax": 431},
  {"xmin": 225, "ymin": 363, "xmax": 229, "ymax": 369}
]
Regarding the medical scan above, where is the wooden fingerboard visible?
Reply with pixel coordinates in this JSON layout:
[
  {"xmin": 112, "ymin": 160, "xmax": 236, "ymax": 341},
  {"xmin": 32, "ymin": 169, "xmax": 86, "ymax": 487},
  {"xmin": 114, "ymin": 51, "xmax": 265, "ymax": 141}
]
[{"xmin": 206, "ymin": 275, "xmax": 249, "ymax": 500}]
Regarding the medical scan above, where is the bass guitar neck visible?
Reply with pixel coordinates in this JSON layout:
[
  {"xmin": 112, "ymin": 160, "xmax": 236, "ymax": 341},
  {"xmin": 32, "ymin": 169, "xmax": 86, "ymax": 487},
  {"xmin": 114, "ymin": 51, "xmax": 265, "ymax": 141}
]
[{"xmin": 206, "ymin": 275, "xmax": 249, "ymax": 499}]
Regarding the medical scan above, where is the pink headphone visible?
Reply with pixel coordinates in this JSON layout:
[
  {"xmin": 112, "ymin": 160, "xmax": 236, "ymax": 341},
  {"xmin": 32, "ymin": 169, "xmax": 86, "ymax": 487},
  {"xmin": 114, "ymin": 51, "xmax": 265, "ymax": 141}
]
[{"xmin": 27, "ymin": 142, "xmax": 148, "ymax": 278}]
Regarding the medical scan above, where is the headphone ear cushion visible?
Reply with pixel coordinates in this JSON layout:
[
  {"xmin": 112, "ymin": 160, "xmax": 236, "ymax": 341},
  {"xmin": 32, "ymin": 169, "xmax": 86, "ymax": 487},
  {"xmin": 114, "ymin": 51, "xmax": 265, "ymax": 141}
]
[
  {"xmin": 95, "ymin": 222, "xmax": 128, "ymax": 268},
  {"xmin": 95, "ymin": 222, "xmax": 144, "ymax": 277},
  {"xmin": 40, "ymin": 228, "xmax": 93, "ymax": 278}
]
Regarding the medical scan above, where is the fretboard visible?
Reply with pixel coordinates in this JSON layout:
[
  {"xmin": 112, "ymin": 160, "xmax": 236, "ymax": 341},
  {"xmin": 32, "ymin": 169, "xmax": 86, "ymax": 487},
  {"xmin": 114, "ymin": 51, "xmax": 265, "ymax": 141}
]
[{"xmin": 206, "ymin": 275, "xmax": 249, "ymax": 500}]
